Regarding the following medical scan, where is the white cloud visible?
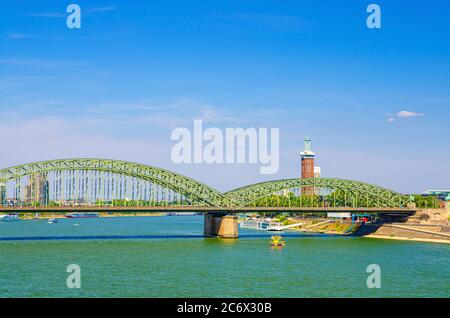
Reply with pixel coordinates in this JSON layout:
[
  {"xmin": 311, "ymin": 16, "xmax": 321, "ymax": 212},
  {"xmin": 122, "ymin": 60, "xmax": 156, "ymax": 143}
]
[
  {"xmin": 0, "ymin": 58, "xmax": 90, "ymax": 68},
  {"xmin": 5, "ymin": 33, "xmax": 29, "ymax": 40},
  {"xmin": 0, "ymin": 111, "xmax": 447, "ymax": 194},
  {"xmin": 23, "ymin": 6, "xmax": 117, "ymax": 18},
  {"xmin": 217, "ymin": 13, "xmax": 314, "ymax": 32},
  {"xmin": 397, "ymin": 110, "xmax": 424, "ymax": 118},
  {"xmin": 23, "ymin": 12, "xmax": 66, "ymax": 18},
  {"xmin": 0, "ymin": 115, "xmax": 285, "ymax": 192},
  {"xmin": 319, "ymin": 148, "xmax": 450, "ymax": 194},
  {"xmin": 387, "ymin": 117, "xmax": 395, "ymax": 123},
  {"xmin": 82, "ymin": 98, "xmax": 276, "ymax": 128},
  {"xmin": 0, "ymin": 117, "xmax": 170, "ymax": 169},
  {"xmin": 86, "ymin": 6, "xmax": 117, "ymax": 14}
]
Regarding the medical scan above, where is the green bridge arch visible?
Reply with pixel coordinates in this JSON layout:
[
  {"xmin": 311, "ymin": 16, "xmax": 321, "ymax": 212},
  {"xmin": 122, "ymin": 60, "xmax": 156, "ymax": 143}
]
[
  {"xmin": 0, "ymin": 159, "xmax": 231, "ymax": 208},
  {"xmin": 225, "ymin": 178, "xmax": 411, "ymax": 209},
  {"xmin": 0, "ymin": 159, "xmax": 410, "ymax": 209}
]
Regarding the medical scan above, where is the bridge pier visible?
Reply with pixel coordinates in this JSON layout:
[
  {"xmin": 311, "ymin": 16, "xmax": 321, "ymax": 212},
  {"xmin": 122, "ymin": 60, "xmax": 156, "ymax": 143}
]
[{"xmin": 204, "ymin": 213, "xmax": 238, "ymax": 239}]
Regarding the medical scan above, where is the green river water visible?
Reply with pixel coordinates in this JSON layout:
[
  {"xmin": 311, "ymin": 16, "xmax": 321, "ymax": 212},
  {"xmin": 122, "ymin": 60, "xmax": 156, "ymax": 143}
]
[{"xmin": 0, "ymin": 216, "xmax": 448, "ymax": 297}]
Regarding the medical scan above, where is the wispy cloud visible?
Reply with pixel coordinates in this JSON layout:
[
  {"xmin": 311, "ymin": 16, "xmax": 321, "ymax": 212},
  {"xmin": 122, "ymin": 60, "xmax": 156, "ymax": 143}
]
[
  {"xmin": 0, "ymin": 96, "xmax": 285, "ymax": 134},
  {"xmin": 386, "ymin": 117, "xmax": 395, "ymax": 123},
  {"xmin": 217, "ymin": 13, "xmax": 313, "ymax": 31},
  {"xmin": 0, "ymin": 116, "xmax": 169, "ymax": 169},
  {"xmin": 86, "ymin": 6, "xmax": 117, "ymax": 14},
  {"xmin": 385, "ymin": 110, "xmax": 424, "ymax": 123},
  {"xmin": 23, "ymin": 6, "xmax": 117, "ymax": 18},
  {"xmin": 82, "ymin": 98, "xmax": 252, "ymax": 129},
  {"xmin": 0, "ymin": 58, "xmax": 90, "ymax": 68},
  {"xmin": 224, "ymin": 13, "xmax": 298, "ymax": 23},
  {"xmin": 4, "ymin": 32, "xmax": 29, "ymax": 40},
  {"xmin": 397, "ymin": 110, "xmax": 424, "ymax": 118},
  {"xmin": 23, "ymin": 12, "xmax": 66, "ymax": 18}
]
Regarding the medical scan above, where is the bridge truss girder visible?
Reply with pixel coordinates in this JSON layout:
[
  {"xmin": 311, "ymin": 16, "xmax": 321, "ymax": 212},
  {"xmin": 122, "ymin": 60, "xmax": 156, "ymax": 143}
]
[
  {"xmin": 224, "ymin": 178, "xmax": 411, "ymax": 209},
  {"xmin": 0, "ymin": 159, "xmax": 231, "ymax": 208},
  {"xmin": 0, "ymin": 159, "xmax": 410, "ymax": 210}
]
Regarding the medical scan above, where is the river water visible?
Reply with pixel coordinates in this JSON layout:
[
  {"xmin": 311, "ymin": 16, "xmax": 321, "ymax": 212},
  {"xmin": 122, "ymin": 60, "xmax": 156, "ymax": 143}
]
[{"xmin": 0, "ymin": 216, "xmax": 448, "ymax": 297}]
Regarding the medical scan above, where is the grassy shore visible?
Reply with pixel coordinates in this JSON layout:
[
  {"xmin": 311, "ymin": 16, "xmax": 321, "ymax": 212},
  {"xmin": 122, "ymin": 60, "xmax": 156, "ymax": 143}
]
[{"xmin": 275, "ymin": 217, "xmax": 355, "ymax": 235}]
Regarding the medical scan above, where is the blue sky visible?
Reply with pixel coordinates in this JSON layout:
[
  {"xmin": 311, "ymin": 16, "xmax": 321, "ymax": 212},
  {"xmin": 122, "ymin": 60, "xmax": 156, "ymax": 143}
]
[{"xmin": 0, "ymin": 0, "xmax": 449, "ymax": 193}]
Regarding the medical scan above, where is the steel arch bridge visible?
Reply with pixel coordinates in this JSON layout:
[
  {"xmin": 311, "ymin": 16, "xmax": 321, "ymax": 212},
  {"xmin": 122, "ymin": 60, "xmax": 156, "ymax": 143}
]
[
  {"xmin": 0, "ymin": 159, "xmax": 231, "ymax": 208},
  {"xmin": 0, "ymin": 158, "xmax": 412, "ymax": 212},
  {"xmin": 224, "ymin": 178, "xmax": 411, "ymax": 209}
]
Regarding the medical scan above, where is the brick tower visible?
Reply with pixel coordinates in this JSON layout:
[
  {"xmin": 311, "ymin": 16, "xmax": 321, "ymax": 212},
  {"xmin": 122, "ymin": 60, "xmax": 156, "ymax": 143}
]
[{"xmin": 300, "ymin": 136, "xmax": 315, "ymax": 195}]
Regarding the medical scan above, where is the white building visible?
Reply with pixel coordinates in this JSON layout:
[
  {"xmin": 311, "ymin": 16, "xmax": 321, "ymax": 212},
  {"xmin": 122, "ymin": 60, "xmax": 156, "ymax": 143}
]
[{"xmin": 314, "ymin": 166, "xmax": 321, "ymax": 178}]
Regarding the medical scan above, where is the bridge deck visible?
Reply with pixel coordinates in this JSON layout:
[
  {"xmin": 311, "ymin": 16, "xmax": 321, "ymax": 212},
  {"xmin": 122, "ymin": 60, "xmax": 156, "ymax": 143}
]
[{"xmin": 0, "ymin": 206, "xmax": 416, "ymax": 214}]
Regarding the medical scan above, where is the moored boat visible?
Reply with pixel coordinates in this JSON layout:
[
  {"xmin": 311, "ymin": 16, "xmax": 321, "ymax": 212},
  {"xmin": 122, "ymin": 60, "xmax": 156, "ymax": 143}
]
[
  {"xmin": 267, "ymin": 225, "xmax": 284, "ymax": 231},
  {"xmin": 65, "ymin": 212, "xmax": 99, "ymax": 218},
  {"xmin": 0, "ymin": 214, "xmax": 19, "ymax": 222},
  {"xmin": 166, "ymin": 212, "xmax": 199, "ymax": 216}
]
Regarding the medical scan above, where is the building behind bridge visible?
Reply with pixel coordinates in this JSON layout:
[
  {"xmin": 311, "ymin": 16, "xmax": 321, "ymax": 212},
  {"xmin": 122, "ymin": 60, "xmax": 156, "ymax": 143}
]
[
  {"xmin": 0, "ymin": 182, "xmax": 5, "ymax": 206},
  {"xmin": 425, "ymin": 190, "xmax": 450, "ymax": 202},
  {"xmin": 300, "ymin": 136, "xmax": 321, "ymax": 196},
  {"xmin": 24, "ymin": 174, "xmax": 49, "ymax": 206}
]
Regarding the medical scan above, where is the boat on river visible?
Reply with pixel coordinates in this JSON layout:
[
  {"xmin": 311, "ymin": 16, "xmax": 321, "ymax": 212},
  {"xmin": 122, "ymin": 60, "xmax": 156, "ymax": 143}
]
[
  {"xmin": 0, "ymin": 214, "xmax": 19, "ymax": 222},
  {"xmin": 166, "ymin": 212, "xmax": 199, "ymax": 216},
  {"xmin": 65, "ymin": 212, "xmax": 99, "ymax": 218},
  {"xmin": 240, "ymin": 219, "xmax": 284, "ymax": 231},
  {"xmin": 270, "ymin": 236, "xmax": 286, "ymax": 247}
]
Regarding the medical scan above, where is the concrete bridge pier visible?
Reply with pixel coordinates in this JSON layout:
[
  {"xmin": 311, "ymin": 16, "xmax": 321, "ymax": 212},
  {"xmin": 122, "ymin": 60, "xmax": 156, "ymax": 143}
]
[{"xmin": 204, "ymin": 213, "xmax": 238, "ymax": 239}]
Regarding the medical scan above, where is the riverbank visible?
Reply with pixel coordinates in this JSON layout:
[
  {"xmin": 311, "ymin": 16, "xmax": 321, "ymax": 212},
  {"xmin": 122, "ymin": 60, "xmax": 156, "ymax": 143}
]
[
  {"xmin": 14, "ymin": 212, "xmax": 166, "ymax": 220},
  {"xmin": 276, "ymin": 218, "xmax": 356, "ymax": 235},
  {"xmin": 364, "ymin": 234, "xmax": 450, "ymax": 244},
  {"xmin": 361, "ymin": 223, "xmax": 450, "ymax": 244},
  {"xmin": 263, "ymin": 216, "xmax": 450, "ymax": 244}
]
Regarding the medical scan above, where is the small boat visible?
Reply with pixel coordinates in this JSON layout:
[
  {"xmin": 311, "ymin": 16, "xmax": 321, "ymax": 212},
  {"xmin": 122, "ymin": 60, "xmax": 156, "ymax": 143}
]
[
  {"xmin": 270, "ymin": 236, "xmax": 286, "ymax": 247},
  {"xmin": 65, "ymin": 212, "xmax": 99, "ymax": 218},
  {"xmin": 48, "ymin": 218, "xmax": 58, "ymax": 224},
  {"xmin": 166, "ymin": 212, "xmax": 198, "ymax": 216},
  {"xmin": 0, "ymin": 214, "xmax": 19, "ymax": 222},
  {"xmin": 267, "ymin": 225, "xmax": 284, "ymax": 232}
]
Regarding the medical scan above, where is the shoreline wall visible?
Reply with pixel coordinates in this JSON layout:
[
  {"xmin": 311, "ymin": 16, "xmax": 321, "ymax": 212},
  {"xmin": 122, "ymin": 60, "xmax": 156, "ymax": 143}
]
[{"xmin": 362, "ymin": 223, "xmax": 450, "ymax": 243}]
